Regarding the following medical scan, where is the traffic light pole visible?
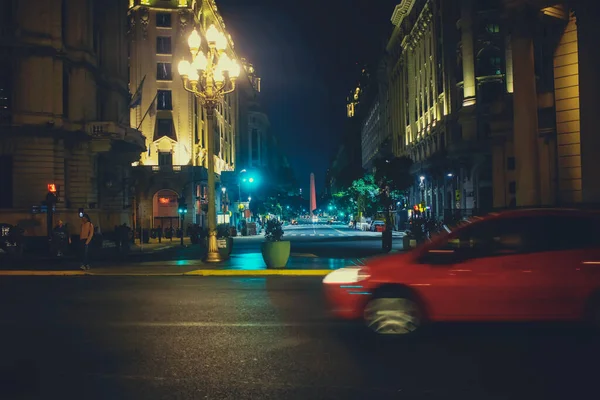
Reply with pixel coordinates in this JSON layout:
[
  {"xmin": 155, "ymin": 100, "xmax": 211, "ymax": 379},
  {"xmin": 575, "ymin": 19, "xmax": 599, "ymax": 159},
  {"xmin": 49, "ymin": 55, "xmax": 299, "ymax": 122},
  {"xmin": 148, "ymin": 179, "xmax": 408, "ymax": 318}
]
[{"xmin": 180, "ymin": 212, "xmax": 184, "ymax": 246}]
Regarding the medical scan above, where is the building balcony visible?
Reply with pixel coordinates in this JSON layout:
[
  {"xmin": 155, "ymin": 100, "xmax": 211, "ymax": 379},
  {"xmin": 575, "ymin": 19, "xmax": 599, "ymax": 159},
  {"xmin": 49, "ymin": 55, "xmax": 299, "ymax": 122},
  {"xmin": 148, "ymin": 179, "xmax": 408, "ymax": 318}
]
[
  {"xmin": 134, "ymin": 164, "xmax": 209, "ymax": 179},
  {"xmin": 86, "ymin": 121, "xmax": 146, "ymax": 150}
]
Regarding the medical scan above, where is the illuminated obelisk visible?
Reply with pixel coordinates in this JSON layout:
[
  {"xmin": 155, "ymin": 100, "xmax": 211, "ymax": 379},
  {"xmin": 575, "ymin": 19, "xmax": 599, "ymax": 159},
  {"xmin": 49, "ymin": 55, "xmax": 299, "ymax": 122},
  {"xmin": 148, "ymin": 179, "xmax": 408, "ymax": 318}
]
[{"xmin": 310, "ymin": 173, "xmax": 317, "ymax": 216}]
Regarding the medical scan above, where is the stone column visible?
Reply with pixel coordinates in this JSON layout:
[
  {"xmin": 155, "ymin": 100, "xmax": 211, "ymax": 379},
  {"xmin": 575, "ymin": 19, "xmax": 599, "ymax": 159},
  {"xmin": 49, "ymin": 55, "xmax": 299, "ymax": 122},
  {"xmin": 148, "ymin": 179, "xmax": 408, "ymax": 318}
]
[
  {"xmin": 458, "ymin": 0, "xmax": 477, "ymax": 142},
  {"xmin": 460, "ymin": 0, "xmax": 476, "ymax": 105},
  {"xmin": 510, "ymin": 8, "xmax": 540, "ymax": 206},
  {"xmin": 574, "ymin": 1, "xmax": 600, "ymax": 203}
]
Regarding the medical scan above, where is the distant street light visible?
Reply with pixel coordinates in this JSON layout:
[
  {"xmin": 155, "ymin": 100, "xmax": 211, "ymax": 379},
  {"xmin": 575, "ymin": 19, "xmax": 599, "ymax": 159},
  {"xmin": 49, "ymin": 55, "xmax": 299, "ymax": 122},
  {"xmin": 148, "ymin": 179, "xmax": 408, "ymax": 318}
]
[{"xmin": 178, "ymin": 25, "xmax": 241, "ymax": 263}]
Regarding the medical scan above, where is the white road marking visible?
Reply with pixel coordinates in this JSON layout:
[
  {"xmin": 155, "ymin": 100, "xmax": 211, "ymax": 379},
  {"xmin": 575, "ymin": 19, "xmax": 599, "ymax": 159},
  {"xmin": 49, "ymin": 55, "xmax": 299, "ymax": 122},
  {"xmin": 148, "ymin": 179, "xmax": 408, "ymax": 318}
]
[
  {"xmin": 329, "ymin": 234, "xmax": 334, "ymax": 236},
  {"xmin": 319, "ymin": 234, "xmax": 324, "ymax": 236},
  {"xmin": 310, "ymin": 234, "xmax": 315, "ymax": 236},
  {"xmin": 301, "ymin": 234, "xmax": 306, "ymax": 236},
  {"xmin": 333, "ymin": 228, "xmax": 347, "ymax": 236}
]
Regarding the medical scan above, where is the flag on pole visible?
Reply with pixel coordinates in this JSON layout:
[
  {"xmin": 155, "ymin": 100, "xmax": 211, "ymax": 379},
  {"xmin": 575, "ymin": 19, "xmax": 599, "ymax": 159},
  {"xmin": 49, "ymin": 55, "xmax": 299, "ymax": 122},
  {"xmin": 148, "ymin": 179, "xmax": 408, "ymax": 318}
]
[
  {"xmin": 137, "ymin": 92, "xmax": 159, "ymax": 131},
  {"xmin": 129, "ymin": 75, "xmax": 146, "ymax": 108}
]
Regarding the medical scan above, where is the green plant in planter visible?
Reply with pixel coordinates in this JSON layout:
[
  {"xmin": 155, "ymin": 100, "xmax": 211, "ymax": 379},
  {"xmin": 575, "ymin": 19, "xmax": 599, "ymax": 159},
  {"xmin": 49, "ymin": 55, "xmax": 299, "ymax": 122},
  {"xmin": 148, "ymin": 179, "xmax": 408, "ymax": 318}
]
[
  {"xmin": 261, "ymin": 219, "xmax": 290, "ymax": 269},
  {"xmin": 264, "ymin": 219, "xmax": 284, "ymax": 242}
]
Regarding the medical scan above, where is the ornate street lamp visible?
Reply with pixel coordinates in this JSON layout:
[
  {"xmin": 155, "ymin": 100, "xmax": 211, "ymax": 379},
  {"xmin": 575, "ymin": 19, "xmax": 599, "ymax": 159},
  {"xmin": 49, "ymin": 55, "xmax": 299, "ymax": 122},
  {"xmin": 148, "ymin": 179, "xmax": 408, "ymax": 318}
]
[{"xmin": 178, "ymin": 25, "xmax": 241, "ymax": 262}]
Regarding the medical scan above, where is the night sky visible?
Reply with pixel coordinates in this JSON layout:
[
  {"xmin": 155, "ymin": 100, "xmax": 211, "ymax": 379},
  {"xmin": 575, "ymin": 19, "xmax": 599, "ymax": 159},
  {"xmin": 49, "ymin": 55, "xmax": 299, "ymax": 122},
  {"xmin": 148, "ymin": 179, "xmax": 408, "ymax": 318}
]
[{"xmin": 217, "ymin": 0, "xmax": 398, "ymax": 195}]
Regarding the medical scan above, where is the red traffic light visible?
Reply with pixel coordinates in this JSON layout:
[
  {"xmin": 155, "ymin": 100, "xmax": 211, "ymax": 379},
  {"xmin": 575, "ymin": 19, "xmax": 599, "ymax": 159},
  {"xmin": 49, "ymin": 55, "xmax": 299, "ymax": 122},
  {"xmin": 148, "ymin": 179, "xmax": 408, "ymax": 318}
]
[{"xmin": 47, "ymin": 183, "xmax": 57, "ymax": 193}]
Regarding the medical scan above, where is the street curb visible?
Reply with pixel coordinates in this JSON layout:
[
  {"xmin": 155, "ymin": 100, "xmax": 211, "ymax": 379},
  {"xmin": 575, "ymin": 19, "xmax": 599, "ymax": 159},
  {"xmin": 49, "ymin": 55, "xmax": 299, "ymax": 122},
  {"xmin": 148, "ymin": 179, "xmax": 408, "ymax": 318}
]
[
  {"xmin": 290, "ymin": 253, "xmax": 318, "ymax": 258},
  {"xmin": 0, "ymin": 269, "xmax": 332, "ymax": 277},
  {"xmin": 184, "ymin": 269, "xmax": 331, "ymax": 276},
  {"xmin": 0, "ymin": 271, "xmax": 86, "ymax": 276}
]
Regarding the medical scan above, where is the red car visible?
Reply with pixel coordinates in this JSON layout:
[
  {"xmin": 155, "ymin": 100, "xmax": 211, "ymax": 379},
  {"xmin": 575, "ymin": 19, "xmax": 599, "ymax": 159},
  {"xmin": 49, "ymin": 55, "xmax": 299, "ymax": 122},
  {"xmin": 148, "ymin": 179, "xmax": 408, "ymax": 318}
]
[{"xmin": 323, "ymin": 208, "xmax": 600, "ymax": 335}]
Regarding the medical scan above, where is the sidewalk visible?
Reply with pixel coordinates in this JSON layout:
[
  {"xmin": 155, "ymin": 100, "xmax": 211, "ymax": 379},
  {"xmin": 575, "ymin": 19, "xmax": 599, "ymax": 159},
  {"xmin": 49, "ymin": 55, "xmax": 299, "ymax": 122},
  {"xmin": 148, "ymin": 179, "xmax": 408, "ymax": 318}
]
[{"xmin": 0, "ymin": 235, "xmax": 404, "ymax": 277}]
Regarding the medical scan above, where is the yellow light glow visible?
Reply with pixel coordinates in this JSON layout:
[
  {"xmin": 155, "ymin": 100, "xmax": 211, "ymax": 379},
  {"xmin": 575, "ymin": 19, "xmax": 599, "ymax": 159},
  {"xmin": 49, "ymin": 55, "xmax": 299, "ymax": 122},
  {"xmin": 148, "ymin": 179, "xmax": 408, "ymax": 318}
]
[
  {"xmin": 206, "ymin": 24, "xmax": 219, "ymax": 44},
  {"xmin": 217, "ymin": 53, "xmax": 232, "ymax": 72},
  {"xmin": 188, "ymin": 30, "xmax": 201, "ymax": 51},
  {"xmin": 214, "ymin": 65, "xmax": 225, "ymax": 83},
  {"xmin": 229, "ymin": 61, "xmax": 241, "ymax": 79},
  {"xmin": 216, "ymin": 32, "xmax": 227, "ymax": 51},
  {"xmin": 178, "ymin": 60, "xmax": 191, "ymax": 77},
  {"xmin": 178, "ymin": 0, "xmax": 188, "ymax": 7},
  {"xmin": 188, "ymin": 69, "xmax": 200, "ymax": 82},
  {"xmin": 192, "ymin": 51, "xmax": 208, "ymax": 71}
]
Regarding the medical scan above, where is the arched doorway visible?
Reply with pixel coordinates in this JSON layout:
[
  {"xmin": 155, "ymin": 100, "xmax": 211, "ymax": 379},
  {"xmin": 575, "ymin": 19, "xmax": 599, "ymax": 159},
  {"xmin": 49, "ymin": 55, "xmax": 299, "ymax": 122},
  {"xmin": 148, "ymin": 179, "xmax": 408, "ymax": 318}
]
[{"xmin": 153, "ymin": 189, "xmax": 179, "ymax": 231}]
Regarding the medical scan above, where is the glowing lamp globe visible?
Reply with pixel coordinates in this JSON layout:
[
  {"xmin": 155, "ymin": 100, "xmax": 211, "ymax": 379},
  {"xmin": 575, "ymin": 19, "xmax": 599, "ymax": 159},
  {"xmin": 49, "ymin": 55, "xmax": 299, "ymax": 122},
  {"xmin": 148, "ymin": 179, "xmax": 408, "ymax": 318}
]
[
  {"xmin": 187, "ymin": 30, "xmax": 201, "ymax": 51},
  {"xmin": 177, "ymin": 60, "xmax": 191, "ymax": 77}
]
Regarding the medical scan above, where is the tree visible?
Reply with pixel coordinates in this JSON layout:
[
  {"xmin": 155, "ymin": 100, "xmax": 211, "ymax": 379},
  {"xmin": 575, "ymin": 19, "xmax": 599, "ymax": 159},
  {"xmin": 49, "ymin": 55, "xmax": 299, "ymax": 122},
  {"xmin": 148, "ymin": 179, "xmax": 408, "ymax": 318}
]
[
  {"xmin": 373, "ymin": 154, "xmax": 413, "ymax": 251},
  {"xmin": 348, "ymin": 174, "xmax": 380, "ymax": 218}
]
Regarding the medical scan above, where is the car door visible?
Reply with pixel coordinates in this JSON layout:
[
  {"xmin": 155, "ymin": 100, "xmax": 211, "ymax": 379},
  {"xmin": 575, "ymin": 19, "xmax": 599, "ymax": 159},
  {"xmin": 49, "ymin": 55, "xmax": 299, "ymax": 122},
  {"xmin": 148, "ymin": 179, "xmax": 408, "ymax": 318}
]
[
  {"xmin": 415, "ymin": 219, "xmax": 511, "ymax": 320},
  {"xmin": 496, "ymin": 214, "xmax": 600, "ymax": 319}
]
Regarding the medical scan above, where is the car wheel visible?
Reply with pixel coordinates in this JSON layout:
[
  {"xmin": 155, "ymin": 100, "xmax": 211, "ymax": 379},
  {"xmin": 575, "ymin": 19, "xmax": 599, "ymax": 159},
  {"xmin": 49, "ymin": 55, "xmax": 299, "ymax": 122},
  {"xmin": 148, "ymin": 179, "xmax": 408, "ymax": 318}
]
[{"xmin": 363, "ymin": 294, "xmax": 422, "ymax": 335}]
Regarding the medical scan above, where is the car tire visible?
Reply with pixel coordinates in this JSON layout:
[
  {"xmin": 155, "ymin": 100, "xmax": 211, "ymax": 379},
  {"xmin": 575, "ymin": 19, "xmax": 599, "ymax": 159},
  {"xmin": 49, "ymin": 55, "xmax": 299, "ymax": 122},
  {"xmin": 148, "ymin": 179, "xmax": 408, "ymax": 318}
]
[{"xmin": 363, "ymin": 291, "xmax": 423, "ymax": 336}]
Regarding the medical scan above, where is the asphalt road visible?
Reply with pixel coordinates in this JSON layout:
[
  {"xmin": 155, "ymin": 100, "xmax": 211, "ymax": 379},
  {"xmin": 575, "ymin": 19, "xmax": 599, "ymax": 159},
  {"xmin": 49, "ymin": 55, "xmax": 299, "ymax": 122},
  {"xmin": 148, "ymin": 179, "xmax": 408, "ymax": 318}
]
[
  {"xmin": 1, "ymin": 277, "xmax": 598, "ymax": 399},
  {"xmin": 236, "ymin": 224, "xmax": 405, "ymax": 259}
]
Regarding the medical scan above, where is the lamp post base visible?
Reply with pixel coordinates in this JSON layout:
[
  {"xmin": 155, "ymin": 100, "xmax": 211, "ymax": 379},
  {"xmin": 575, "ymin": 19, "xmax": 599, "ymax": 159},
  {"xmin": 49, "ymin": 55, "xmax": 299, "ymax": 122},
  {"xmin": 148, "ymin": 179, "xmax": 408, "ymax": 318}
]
[{"xmin": 205, "ymin": 251, "xmax": 222, "ymax": 263}]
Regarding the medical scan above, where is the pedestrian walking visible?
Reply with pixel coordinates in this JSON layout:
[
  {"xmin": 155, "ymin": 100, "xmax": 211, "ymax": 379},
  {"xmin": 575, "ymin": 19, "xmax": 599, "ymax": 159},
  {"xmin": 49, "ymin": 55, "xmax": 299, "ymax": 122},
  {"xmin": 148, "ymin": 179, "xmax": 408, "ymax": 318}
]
[
  {"xmin": 79, "ymin": 214, "xmax": 94, "ymax": 270},
  {"xmin": 53, "ymin": 220, "xmax": 71, "ymax": 256}
]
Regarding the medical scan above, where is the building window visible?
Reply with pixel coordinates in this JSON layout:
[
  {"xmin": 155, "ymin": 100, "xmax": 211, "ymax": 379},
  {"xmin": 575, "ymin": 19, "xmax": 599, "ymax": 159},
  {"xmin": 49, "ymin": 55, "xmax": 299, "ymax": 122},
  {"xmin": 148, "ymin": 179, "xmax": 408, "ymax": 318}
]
[
  {"xmin": 507, "ymin": 157, "xmax": 515, "ymax": 171},
  {"xmin": 156, "ymin": 118, "xmax": 174, "ymax": 138},
  {"xmin": 0, "ymin": 155, "xmax": 13, "ymax": 208},
  {"xmin": 486, "ymin": 24, "xmax": 500, "ymax": 34},
  {"xmin": 156, "ymin": 13, "xmax": 172, "ymax": 28},
  {"xmin": 156, "ymin": 36, "xmax": 172, "ymax": 54},
  {"xmin": 509, "ymin": 181, "xmax": 516, "ymax": 195},
  {"xmin": 157, "ymin": 63, "xmax": 172, "ymax": 80},
  {"xmin": 476, "ymin": 46, "xmax": 503, "ymax": 77},
  {"xmin": 157, "ymin": 90, "xmax": 172, "ymax": 110},
  {"xmin": 158, "ymin": 152, "xmax": 173, "ymax": 166}
]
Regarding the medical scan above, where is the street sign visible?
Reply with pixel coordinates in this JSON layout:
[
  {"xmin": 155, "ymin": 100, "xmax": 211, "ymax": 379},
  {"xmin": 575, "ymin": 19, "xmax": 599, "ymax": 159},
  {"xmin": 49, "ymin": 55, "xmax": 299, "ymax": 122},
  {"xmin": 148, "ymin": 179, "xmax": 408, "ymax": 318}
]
[{"xmin": 32, "ymin": 205, "xmax": 56, "ymax": 214}]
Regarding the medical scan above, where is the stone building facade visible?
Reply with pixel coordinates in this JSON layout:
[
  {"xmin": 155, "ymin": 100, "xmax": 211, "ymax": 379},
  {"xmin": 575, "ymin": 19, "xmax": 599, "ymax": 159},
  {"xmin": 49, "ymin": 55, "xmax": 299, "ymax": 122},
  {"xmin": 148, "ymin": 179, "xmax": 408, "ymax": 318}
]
[
  {"xmin": 127, "ymin": 0, "xmax": 260, "ymax": 231},
  {"xmin": 385, "ymin": 0, "xmax": 600, "ymax": 220},
  {"xmin": 0, "ymin": 0, "xmax": 145, "ymax": 236}
]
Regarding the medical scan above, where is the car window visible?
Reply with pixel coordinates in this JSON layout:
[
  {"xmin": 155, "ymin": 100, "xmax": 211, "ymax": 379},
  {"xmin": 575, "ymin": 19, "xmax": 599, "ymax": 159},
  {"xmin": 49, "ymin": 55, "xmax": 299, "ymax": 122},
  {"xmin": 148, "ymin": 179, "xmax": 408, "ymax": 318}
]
[
  {"xmin": 542, "ymin": 215, "xmax": 600, "ymax": 251},
  {"xmin": 436, "ymin": 217, "xmax": 544, "ymax": 258}
]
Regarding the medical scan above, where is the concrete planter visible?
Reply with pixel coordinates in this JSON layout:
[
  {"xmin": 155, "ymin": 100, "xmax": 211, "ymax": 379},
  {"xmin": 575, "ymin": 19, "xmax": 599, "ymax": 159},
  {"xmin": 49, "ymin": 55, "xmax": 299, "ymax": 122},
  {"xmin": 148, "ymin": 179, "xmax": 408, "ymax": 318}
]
[
  {"xmin": 217, "ymin": 237, "xmax": 233, "ymax": 258},
  {"xmin": 261, "ymin": 241, "xmax": 291, "ymax": 269}
]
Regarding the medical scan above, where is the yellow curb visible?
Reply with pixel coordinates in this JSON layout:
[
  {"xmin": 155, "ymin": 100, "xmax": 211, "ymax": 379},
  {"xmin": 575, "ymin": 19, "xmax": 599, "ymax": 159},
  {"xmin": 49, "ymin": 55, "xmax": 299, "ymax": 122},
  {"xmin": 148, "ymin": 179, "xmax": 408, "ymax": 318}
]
[
  {"xmin": 290, "ymin": 253, "xmax": 318, "ymax": 258},
  {"xmin": 0, "ymin": 270, "xmax": 86, "ymax": 276},
  {"xmin": 185, "ymin": 269, "xmax": 332, "ymax": 276}
]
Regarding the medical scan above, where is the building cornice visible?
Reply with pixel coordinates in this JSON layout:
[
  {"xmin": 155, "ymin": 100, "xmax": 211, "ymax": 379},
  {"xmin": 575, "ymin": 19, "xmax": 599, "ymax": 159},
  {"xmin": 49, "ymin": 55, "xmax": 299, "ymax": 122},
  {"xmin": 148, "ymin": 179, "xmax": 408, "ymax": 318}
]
[
  {"xmin": 391, "ymin": 0, "xmax": 416, "ymax": 27},
  {"xmin": 403, "ymin": 3, "xmax": 433, "ymax": 51}
]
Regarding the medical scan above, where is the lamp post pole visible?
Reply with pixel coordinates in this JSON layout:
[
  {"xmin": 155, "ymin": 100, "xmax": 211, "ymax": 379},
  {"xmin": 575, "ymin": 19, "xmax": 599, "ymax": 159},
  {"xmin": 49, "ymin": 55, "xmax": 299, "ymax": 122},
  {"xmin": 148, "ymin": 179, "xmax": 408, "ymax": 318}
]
[{"xmin": 179, "ymin": 26, "xmax": 241, "ymax": 262}]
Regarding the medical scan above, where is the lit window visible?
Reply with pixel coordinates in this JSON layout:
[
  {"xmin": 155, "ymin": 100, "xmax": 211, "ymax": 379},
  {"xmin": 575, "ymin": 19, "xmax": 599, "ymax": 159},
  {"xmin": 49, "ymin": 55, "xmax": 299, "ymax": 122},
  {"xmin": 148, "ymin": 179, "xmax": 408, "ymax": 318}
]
[{"xmin": 486, "ymin": 24, "xmax": 500, "ymax": 34}]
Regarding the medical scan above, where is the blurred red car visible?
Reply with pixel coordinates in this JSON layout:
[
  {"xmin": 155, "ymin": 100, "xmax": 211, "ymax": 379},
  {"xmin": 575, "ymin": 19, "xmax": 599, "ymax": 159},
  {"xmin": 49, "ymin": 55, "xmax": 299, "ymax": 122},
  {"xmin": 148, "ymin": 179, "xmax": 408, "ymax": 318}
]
[{"xmin": 323, "ymin": 209, "xmax": 600, "ymax": 335}]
